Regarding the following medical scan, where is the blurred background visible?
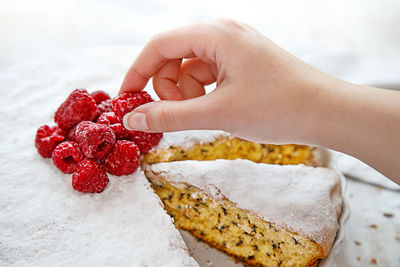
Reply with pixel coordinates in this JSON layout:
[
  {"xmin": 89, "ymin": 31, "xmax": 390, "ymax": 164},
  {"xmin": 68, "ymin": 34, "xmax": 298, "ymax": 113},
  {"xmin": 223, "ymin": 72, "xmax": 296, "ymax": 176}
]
[{"xmin": 1, "ymin": 0, "xmax": 400, "ymax": 79}]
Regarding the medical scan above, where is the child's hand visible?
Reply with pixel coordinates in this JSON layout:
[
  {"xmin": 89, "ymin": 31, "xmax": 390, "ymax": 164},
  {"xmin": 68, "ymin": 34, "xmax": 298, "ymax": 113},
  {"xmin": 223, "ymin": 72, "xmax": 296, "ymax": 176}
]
[
  {"xmin": 120, "ymin": 19, "xmax": 341, "ymax": 145},
  {"xmin": 120, "ymin": 19, "xmax": 400, "ymax": 182}
]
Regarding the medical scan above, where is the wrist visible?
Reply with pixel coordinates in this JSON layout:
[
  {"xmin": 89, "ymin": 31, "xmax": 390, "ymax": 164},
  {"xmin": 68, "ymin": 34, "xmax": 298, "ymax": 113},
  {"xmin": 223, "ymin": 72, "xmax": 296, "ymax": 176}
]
[{"xmin": 293, "ymin": 74, "xmax": 355, "ymax": 148}]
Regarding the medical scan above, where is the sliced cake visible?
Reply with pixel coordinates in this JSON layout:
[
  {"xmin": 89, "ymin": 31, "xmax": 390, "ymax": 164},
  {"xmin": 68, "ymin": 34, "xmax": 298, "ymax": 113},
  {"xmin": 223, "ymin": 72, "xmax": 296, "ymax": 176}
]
[
  {"xmin": 143, "ymin": 159, "xmax": 343, "ymax": 267},
  {"xmin": 143, "ymin": 130, "xmax": 326, "ymax": 167}
]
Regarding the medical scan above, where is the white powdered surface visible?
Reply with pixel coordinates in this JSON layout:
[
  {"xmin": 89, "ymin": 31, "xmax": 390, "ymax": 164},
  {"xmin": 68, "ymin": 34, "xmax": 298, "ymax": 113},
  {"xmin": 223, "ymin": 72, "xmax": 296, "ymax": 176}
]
[
  {"xmin": 154, "ymin": 130, "xmax": 231, "ymax": 150},
  {"xmin": 145, "ymin": 159, "xmax": 343, "ymax": 254},
  {"xmin": 0, "ymin": 46, "xmax": 198, "ymax": 267}
]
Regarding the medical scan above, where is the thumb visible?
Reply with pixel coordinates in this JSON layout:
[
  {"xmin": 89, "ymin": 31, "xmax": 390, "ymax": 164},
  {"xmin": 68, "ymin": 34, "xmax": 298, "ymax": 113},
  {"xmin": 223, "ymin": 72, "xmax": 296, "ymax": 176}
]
[{"xmin": 122, "ymin": 93, "xmax": 223, "ymax": 133}]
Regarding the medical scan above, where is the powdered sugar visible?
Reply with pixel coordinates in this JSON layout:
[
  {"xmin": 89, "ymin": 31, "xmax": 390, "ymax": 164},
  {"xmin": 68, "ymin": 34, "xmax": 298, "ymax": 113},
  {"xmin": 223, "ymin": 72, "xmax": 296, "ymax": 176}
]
[
  {"xmin": 154, "ymin": 130, "xmax": 230, "ymax": 149},
  {"xmin": 0, "ymin": 46, "xmax": 197, "ymax": 266},
  {"xmin": 144, "ymin": 159, "xmax": 343, "ymax": 254}
]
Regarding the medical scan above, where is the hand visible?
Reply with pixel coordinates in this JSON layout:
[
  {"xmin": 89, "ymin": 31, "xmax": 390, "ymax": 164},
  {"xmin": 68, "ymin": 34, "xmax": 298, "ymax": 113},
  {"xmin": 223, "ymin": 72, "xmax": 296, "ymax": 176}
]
[
  {"xmin": 120, "ymin": 19, "xmax": 400, "ymax": 182},
  {"xmin": 120, "ymin": 19, "xmax": 342, "ymax": 144}
]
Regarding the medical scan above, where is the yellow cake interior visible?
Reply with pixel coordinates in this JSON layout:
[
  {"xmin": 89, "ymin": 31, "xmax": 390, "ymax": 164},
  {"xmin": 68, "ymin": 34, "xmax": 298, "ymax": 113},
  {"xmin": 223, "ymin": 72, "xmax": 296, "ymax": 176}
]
[
  {"xmin": 143, "ymin": 137, "xmax": 320, "ymax": 167},
  {"xmin": 149, "ymin": 177, "xmax": 325, "ymax": 267}
]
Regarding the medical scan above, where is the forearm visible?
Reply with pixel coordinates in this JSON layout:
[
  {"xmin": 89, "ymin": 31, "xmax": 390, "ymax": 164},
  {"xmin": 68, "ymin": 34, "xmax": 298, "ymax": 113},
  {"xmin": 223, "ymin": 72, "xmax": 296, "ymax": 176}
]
[{"xmin": 306, "ymin": 80, "xmax": 400, "ymax": 184}]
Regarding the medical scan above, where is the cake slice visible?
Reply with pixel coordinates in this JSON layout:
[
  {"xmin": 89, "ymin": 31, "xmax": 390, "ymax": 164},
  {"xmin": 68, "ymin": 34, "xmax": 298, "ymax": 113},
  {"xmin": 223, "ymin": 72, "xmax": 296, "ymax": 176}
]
[
  {"xmin": 143, "ymin": 130, "xmax": 326, "ymax": 167},
  {"xmin": 143, "ymin": 159, "xmax": 343, "ymax": 267}
]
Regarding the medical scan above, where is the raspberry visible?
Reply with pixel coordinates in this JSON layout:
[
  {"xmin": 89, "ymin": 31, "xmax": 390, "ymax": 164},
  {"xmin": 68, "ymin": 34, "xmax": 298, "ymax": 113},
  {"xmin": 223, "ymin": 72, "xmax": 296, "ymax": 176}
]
[
  {"xmin": 35, "ymin": 125, "xmax": 66, "ymax": 158},
  {"xmin": 97, "ymin": 99, "xmax": 112, "ymax": 113},
  {"xmin": 97, "ymin": 111, "xmax": 120, "ymax": 125},
  {"xmin": 72, "ymin": 158, "xmax": 109, "ymax": 193},
  {"xmin": 97, "ymin": 112, "xmax": 129, "ymax": 140},
  {"xmin": 90, "ymin": 90, "xmax": 110, "ymax": 104},
  {"xmin": 128, "ymin": 131, "xmax": 163, "ymax": 154},
  {"xmin": 102, "ymin": 140, "xmax": 140, "ymax": 176},
  {"xmin": 67, "ymin": 125, "xmax": 77, "ymax": 141},
  {"xmin": 55, "ymin": 89, "xmax": 99, "ymax": 130},
  {"xmin": 75, "ymin": 121, "xmax": 116, "ymax": 159},
  {"xmin": 52, "ymin": 141, "xmax": 84, "ymax": 174},
  {"xmin": 112, "ymin": 91, "xmax": 154, "ymax": 122}
]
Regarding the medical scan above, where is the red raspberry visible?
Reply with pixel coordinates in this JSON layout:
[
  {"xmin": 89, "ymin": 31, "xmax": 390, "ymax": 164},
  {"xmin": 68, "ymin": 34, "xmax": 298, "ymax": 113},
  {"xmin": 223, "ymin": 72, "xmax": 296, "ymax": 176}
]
[
  {"xmin": 97, "ymin": 112, "xmax": 129, "ymax": 140},
  {"xmin": 55, "ymin": 89, "xmax": 99, "ymax": 130},
  {"xmin": 67, "ymin": 125, "xmax": 77, "ymax": 141},
  {"xmin": 97, "ymin": 99, "xmax": 112, "ymax": 114},
  {"xmin": 102, "ymin": 140, "xmax": 140, "ymax": 176},
  {"xmin": 35, "ymin": 125, "xmax": 66, "ymax": 158},
  {"xmin": 75, "ymin": 121, "xmax": 116, "ymax": 159},
  {"xmin": 90, "ymin": 90, "xmax": 110, "ymax": 104},
  {"xmin": 128, "ymin": 131, "xmax": 163, "ymax": 154},
  {"xmin": 112, "ymin": 91, "xmax": 154, "ymax": 122},
  {"xmin": 72, "ymin": 158, "xmax": 109, "ymax": 193},
  {"xmin": 52, "ymin": 141, "xmax": 84, "ymax": 174}
]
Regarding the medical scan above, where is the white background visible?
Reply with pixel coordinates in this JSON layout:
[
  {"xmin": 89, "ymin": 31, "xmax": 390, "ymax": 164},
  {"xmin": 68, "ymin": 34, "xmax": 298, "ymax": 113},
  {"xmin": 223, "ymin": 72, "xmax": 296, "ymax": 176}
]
[{"xmin": 1, "ymin": 0, "xmax": 400, "ymax": 69}]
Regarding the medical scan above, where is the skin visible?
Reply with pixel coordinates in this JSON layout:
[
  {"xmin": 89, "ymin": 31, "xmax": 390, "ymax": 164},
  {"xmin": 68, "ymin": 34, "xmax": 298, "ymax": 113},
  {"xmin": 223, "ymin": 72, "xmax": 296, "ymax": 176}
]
[{"xmin": 120, "ymin": 19, "xmax": 400, "ymax": 185}]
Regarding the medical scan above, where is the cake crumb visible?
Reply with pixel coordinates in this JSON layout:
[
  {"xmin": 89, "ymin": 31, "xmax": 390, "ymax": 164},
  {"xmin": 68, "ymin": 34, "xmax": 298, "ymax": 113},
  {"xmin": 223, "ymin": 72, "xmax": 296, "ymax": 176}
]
[
  {"xmin": 356, "ymin": 256, "xmax": 361, "ymax": 261},
  {"xmin": 383, "ymin": 212, "xmax": 394, "ymax": 218},
  {"xmin": 369, "ymin": 224, "xmax": 378, "ymax": 229},
  {"xmin": 370, "ymin": 258, "xmax": 377, "ymax": 264},
  {"xmin": 354, "ymin": 241, "xmax": 362, "ymax": 246}
]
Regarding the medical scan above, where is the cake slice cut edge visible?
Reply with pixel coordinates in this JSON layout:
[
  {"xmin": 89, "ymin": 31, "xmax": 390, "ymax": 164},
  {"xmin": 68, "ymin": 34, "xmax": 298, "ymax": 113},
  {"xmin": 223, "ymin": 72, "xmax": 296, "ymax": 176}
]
[
  {"xmin": 143, "ymin": 130, "xmax": 327, "ymax": 167},
  {"xmin": 143, "ymin": 159, "xmax": 343, "ymax": 267}
]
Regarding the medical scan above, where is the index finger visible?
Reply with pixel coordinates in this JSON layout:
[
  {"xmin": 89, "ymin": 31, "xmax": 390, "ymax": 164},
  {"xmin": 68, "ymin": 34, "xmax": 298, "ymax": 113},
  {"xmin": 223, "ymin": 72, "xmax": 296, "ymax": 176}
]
[{"xmin": 119, "ymin": 22, "xmax": 219, "ymax": 94}]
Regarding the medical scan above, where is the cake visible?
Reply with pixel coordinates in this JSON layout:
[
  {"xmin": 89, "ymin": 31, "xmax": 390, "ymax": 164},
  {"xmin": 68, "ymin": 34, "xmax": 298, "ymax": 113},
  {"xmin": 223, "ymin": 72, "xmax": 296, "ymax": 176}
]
[
  {"xmin": 143, "ymin": 130, "xmax": 326, "ymax": 167},
  {"xmin": 143, "ymin": 159, "xmax": 343, "ymax": 267}
]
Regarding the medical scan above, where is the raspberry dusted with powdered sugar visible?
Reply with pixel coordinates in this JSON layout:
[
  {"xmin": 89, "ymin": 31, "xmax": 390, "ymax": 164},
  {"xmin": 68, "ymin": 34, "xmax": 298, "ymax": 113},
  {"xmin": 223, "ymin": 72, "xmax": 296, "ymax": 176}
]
[
  {"xmin": 102, "ymin": 140, "xmax": 140, "ymax": 176},
  {"xmin": 67, "ymin": 125, "xmax": 77, "ymax": 141},
  {"xmin": 35, "ymin": 89, "xmax": 164, "ymax": 194},
  {"xmin": 97, "ymin": 99, "xmax": 112, "ymax": 114},
  {"xmin": 128, "ymin": 131, "xmax": 163, "ymax": 154},
  {"xmin": 90, "ymin": 90, "xmax": 110, "ymax": 104},
  {"xmin": 75, "ymin": 121, "xmax": 116, "ymax": 159},
  {"xmin": 97, "ymin": 112, "xmax": 129, "ymax": 140},
  {"xmin": 72, "ymin": 158, "xmax": 109, "ymax": 193},
  {"xmin": 52, "ymin": 141, "xmax": 84, "ymax": 174},
  {"xmin": 111, "ymin": 91, "xmax": 154, "ymax": 122},
  {"xmin": 55, "ymin": 89, "xmax": 99, "ymax": 130},
  {"xmin": 35, "ymin": 125, "xmax": 66, "ymax": 158}
]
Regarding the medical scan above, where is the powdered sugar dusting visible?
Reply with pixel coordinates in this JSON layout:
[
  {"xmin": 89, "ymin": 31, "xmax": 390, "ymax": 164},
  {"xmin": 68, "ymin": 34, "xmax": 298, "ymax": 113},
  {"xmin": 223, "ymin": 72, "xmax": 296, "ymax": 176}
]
[
  {"xmin": 154, "ymin": 130, "xmax": 230, "ymax": 149},
  {"xmin": 0, "ymin": 46, "xmax": 198, "ymax": 266},
  {"xmin": 145, "ymin": 159, "xmax": 343, "ymax": 254}
]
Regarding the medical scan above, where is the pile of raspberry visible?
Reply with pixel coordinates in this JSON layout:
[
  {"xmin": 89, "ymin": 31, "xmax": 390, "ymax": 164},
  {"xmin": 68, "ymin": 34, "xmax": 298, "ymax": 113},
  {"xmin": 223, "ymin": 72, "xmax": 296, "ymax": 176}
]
[{"xmin": 35, "ymin": 89, "xmax": 162, "ymax": 193}]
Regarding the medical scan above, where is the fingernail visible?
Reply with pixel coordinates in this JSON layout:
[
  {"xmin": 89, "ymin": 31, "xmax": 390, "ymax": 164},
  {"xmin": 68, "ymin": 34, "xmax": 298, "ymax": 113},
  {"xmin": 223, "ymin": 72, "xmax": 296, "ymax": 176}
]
[{"xmin": 123, "ymin": 111, "xmax": 149, "ymax": 131}]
